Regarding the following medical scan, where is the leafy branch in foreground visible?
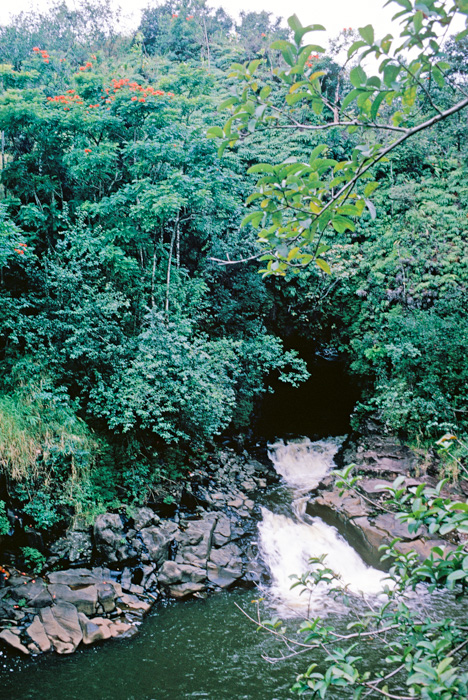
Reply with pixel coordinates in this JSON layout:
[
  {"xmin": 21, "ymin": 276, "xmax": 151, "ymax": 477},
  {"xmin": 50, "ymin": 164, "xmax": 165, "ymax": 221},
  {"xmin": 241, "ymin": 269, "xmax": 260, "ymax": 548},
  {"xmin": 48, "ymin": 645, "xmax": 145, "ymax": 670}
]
[
  {"xmin": 247, "ymin": 468, "xmax": 468, "ymax": 700},
  {"xmin": 208, "ymin": 1, "xmax": 468, "ymax": 276},
  {"xmin": 243, "ymin": 446, "xmax": 468, "ymax": 698}
]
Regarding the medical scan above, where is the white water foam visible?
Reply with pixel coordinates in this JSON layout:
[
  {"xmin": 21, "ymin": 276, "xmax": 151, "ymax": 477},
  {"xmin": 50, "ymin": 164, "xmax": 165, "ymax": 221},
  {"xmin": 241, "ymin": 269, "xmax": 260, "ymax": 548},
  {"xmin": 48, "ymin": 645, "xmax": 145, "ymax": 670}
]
[
  {"xmin": 267, "ymin": 437, "xmax": 343, "ymax": 492},
  {"xmin": 259, "ymin": 438, "xmax": 388, "ymax": 615}
]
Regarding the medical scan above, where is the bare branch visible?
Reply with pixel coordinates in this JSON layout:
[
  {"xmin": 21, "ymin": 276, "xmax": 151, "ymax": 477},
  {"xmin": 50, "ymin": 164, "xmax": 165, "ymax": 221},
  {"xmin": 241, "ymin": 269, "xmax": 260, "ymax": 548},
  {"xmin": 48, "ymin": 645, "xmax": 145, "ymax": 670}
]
[
  {"xmin": 208, "ymin": 252, "xmax": 264, "ymax": 265},
  {"xmin": 270, "ymin": 120, "xmax": 408, "ymax": 134}
]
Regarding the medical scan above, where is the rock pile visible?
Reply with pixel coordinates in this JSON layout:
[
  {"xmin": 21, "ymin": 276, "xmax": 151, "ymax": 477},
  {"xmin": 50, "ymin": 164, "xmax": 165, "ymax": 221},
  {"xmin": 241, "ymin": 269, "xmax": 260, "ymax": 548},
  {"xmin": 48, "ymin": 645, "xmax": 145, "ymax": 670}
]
[{"xmin": 0, "ymin": 449, "xmax": 272, "ymax": 656}]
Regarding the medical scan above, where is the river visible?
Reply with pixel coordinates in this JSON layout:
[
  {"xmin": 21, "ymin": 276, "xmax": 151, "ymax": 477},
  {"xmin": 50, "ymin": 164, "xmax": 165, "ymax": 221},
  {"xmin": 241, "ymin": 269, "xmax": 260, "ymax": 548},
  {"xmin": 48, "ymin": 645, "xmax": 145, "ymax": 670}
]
[{"xmin": 1, "ymin": 438, "xmax": 466, "ymax": 699}]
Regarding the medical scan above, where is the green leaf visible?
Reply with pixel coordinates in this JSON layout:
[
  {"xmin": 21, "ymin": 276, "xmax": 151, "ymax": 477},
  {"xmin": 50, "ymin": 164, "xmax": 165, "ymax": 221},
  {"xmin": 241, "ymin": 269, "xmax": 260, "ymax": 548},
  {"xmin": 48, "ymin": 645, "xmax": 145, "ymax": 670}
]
[
  {"xmin": 342, "ymin": 88, "xmax": 362, "ymax": 110},
  {"xmin": 331, "ymin": 215, "xmax": 355, "ymax": 233},
  {"xmin": 359, "ymin": 25, "xmax": 375, "ymax": 45},
  {"xmin": 270, "ymin": 40, "xmax": 295, "ymax": 52},
  {"xmin": 370, "ymin": 91, "xmax": 387, "ymax": 120},
  {"xmin": 206, "ymin": 126, "xmax": 223, "ymax": 139},
  {"xmin": 247, "ymin": 163, "xmax": 275, "ymax": 174},
  {"xmin": 260, "ymin": 85, "xmax": 271, "ymax": 100},
  {"xmin": 447, "ymin": 569, "xmax": 467, "ymax": 583},
  {"xmin": 241, "ymin": 211, "xmax": 264, "ymax": 227},
  {"xmin": 316, "ymin": 258, "xmax": 331, "ymax": 274},
  {"xmin": 383, "ymin": 64, "xmax": 401, "ymax": 87},
  {"xmin": 350, "ymin": 66, "xmax": 367, "ymax": 88},
  {"xmin": 309, "ymin": 144, "xmax": 328, "ymax": 163},
  {"xmin": 348, "ymin": 40, "xmax": 367, "ymax": 58}
]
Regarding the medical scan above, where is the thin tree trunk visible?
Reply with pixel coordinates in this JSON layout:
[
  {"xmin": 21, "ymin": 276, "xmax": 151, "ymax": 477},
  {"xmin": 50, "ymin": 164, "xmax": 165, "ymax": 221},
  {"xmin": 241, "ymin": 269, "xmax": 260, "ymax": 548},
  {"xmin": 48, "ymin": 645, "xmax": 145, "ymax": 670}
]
[{"xmin": 165, "ymin": 215, "xmax": 179, "ymax": 319}]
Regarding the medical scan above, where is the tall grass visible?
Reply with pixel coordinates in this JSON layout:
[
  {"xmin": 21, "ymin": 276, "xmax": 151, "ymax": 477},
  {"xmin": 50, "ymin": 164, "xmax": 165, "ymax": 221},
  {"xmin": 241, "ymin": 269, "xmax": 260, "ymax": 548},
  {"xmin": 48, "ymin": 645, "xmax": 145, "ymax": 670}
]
[{"xmin": 0, "ymin": 382, "xmax": 95, "ymax": 489}]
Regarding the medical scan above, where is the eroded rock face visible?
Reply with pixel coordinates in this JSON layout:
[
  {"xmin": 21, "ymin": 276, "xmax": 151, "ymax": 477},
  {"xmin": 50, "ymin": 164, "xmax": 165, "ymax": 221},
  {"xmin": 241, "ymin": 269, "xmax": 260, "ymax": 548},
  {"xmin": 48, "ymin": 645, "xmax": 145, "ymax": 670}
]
[
  {"xmin": 49, "ymin": 519, "xmax": 93, "ymax": 565},
  {"xmin": 26, "ymin": 615, "xmax": 51, "ymax": 653},
  {"xmin": 138, "ymin": 522, "xmax": 179, "ymax": 565},
  {"xmin": 40, "ymin": 602, "xmax": 83, "ymax": 655},
  {"xmin": 0, "ymin": 629, "xmax": 30, "ymax": 655},
  {"xmin": 175, "ymin": 514, "xmax": 218, "ymax": 567},
  {"xmin": 94, "ymin": 514, "xmax": 132, "ymax": 563},
  {"xmin": 207, "ymin": 543, "xmax": 243, "ymax": 588}
]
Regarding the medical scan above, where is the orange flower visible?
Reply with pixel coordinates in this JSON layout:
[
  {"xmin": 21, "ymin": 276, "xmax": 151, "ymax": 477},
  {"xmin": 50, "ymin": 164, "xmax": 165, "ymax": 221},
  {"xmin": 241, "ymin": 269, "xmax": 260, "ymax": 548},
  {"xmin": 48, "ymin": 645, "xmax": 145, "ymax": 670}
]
[
  {"xmin": 14, "ymin": 249, "xmax": 24, "ymax": 254},
  {"xmin": 131, "ymin": 96, "xmax": 138, "ymax": 101},
  {"xmin": 84, "ymin": 148, "xmax": 92, "ymax": 154},
  {"xmin": 139, "ymin": 97, "xmax": 146, "ymax": 102}
]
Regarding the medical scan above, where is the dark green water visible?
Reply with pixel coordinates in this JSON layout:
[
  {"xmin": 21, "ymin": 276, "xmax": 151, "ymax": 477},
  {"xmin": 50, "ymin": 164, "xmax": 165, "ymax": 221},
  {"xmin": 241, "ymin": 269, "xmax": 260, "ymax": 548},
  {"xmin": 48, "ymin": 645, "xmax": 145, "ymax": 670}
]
[{"xmin": 0, "ymin": 590, "xmax": 310, "ymax": 700}]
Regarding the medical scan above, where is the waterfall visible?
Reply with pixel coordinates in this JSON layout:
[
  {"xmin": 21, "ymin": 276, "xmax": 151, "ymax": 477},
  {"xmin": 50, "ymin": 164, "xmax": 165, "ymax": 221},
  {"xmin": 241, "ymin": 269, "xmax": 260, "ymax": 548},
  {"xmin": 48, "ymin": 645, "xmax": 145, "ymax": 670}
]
[{"xmin": 258, "ymin": 438, "xmax": 388, "ymax": 616}]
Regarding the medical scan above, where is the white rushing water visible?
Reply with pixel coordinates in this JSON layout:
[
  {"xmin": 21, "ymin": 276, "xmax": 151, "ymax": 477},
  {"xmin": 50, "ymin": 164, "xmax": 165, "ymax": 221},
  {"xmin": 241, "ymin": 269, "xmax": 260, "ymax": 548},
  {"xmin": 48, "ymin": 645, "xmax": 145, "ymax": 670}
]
[{"xmin": 259, "ymin": 438, "xmax": 388, "ymax": 616}]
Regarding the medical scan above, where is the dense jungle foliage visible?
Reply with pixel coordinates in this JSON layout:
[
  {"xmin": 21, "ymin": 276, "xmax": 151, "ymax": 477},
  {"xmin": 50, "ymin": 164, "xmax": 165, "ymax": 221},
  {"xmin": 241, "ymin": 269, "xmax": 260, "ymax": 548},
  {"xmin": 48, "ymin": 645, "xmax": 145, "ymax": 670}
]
[{"xmin": 0, "ymin": 0, "xmax": 466, "ymax": 533}]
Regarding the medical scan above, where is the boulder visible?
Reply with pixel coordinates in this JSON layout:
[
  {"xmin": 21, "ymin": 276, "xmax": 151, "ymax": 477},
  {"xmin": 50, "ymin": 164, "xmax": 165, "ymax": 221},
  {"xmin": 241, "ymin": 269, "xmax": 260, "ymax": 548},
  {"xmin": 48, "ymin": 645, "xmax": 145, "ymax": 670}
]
[
  {"xmin": 212, "ymin": 514, "xmax": 232, "ymax": 547},
  {"xmin": 207, "ymin": 543, "xmax": 243, "ymax": 588},
  {"xmin": 138, "ymin": 521, "xmax": 179, "ymax": 565},
  {"xmin": 48, "ymin": 583, "xmax": 98, "ymax": 616},
  {"xmin": 40, "ymin": 602, "xmax": 82, "ymax": 654},
  {"xmin": 117, "ymin": 593, "xmax": 151, "ymax": 613},
  {"xmin": 175, "ymin": 514, "xmax": 217, "ymax": 566},
  {"xmin": 133, "ymin": 507, "xmax": 158, "ymax": 531},
  {"xmin": 96, "ymin": 582, "xmax": 117, "ymax": 613},
  {"xmin": 26, "ymin": 615, "xmax": 51, "ymax": 652},
  {"xmin": 158, "ymin": 560, "xmax": 206, "ymax": 587},
  {"xmin": 396, "ymin": 538, "xmax": 454, "ymax": 561},
  {"xmin": 168, "ymin": 581, "xmax": 206, "ymax": 599},
  {"xmin": 94, "ymin": 514, "xmax": 132, "ymax": 563},
  {"xmin": 0, "ymin": 628, "xmax": 30, "ymax": 655},
  {"xmin": 9, "ymin": 580, "xmax": 52, "ymax": 609},
  {"xmin": 313, "ymin": 490, "xmax": 368, "ymax": 519},
  {"xmin": 48, "ymin": 567, "xmax": 114, "ymax": 587},
  {"xmin": 49, "ymin": 527, "xmax": 92, "ymax": 565},
  {"xmin": 78, "ymin": 612, "xmax": 107, "ymax": 645},
  {"xmin": 83, "ymin": 616, "xmax": 113, "ymax": 641}
]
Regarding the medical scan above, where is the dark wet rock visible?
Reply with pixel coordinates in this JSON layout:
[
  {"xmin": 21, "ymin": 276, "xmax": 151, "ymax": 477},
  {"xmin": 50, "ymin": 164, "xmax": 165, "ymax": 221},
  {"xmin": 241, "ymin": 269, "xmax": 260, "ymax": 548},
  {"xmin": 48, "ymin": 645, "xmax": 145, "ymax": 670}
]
[
  {"xmin": 175, "ymin": 514, "xmax": 217, "ymax": 567},
  {"xmin": 395, "ymin": 538, "xmax": 453, "ymax": 561},
  {"xmin": 49, "ymin": 519, "xmax": 93, "ymax": 565},
  {"xmin": 158, "ymin": 560, "xmax": 206, "ymax": 588},
  {"xmin": 94, "ymin": 514, "xmax": 132, "ymax": 563},
  {"xmin": 40, "ymin": 602, "xmax": 83, "ymax": 654},
  {"xmin": 120, "ymin": 567, "xmax": 133, "ymax": 591},
  {"xmin": 47, "ymin": 567, "xmax": 115, "ymax": 587},
  {"xmin": 137, "ymin": 521, "xmax": 179, "ymax": 565},
  {"xmin": 132, "ymin": 507, "xmax": 159, "ymax": 531},
  {"xmin": 373, "ymin": 513, "xmax": 424, "ymax": 541},
  {"xmin": 117, "ymin": 593, "xmax": 151, "ymax": 613},
  {"xmin": 342, "ymin": 435, "xmax": 419, "ymax": 477},
  {"xmin": 212, "ymin": 514, "xmax": 232, "ymax": 547},
  {"xmin": 207, "ymin": 543, "xmax": 243, "ymax": 588},
  {"xmin": 96, "ymin": 583, "xmax": 117, "ymax": 613},
  {"xmin": 0, "ymin": 628, "xmax": 30, "ymax": 654},
  {"xmin": 313, "ymin": 490, "xmax": 368, "ymax": 518},
  {"xmin": 26, "ymin": 615, "xmax": 51, "ymax": 652},
  {"xmin": 168, "ymin": 581, "xmax": 206, "ymax": 599},
  {"xmin": 9, "ymin": 580, "xmax": 52, "ymax": 609}
]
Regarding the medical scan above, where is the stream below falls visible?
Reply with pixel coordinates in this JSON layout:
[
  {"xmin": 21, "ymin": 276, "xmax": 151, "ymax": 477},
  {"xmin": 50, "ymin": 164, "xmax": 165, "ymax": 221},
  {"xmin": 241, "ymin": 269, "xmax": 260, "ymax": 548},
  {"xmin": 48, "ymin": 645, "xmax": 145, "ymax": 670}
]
[{"xmin": 1, "ymin": 437, "xmax": 466, "ymax": 699}]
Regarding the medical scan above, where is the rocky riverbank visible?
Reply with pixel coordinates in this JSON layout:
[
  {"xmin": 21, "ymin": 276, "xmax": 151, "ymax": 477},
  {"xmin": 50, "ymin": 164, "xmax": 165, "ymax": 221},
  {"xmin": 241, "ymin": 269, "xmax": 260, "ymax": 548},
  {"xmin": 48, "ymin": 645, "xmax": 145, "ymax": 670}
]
[
  {"xmin": 1, "ymin": 433, "xmax": 466, "ymax": 657},
  {"xmin": 0, "ymin": 447, "xmax": 273, "ymax": 655}
]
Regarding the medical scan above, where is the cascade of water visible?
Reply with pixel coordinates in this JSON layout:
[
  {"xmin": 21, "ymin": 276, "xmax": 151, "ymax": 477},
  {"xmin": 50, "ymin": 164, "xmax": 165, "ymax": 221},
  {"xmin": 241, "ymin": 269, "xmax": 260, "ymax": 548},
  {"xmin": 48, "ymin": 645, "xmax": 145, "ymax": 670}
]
[
  {"xmin": 267, "ymin": 437, "xmax": 343, "ymax": 492},
  {"xmin": 258, "ymin": 438, "xmax": 388, "ymax": 616}
]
